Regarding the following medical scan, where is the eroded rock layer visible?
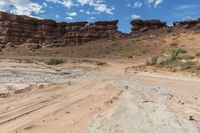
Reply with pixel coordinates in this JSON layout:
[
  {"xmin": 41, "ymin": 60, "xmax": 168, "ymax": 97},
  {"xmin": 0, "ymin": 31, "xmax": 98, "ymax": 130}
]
[
  {"xmin": 131, "ymin": 19, "xmax": 167, "ymax": 32},
  {"xmin": 173, "ymin": 18, "xmax": 200, "ymax": 29},
  {"xmin": 0, "ymin": 11, "xmax": 119, "ymax": 46}
]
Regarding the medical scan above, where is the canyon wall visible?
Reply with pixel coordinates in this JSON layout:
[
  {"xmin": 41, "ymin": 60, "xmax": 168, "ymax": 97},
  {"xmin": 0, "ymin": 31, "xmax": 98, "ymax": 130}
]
[
  {"xmin": 131, "ymin": 18, "xmax": 200, "ymax": 34},
  {"xmin": 0, "ymin": 11, "xmax": 119, "ymax": 47},
  {"xmin": 1, "ymin": 11, "xmax": 200, "ymax": 47}
]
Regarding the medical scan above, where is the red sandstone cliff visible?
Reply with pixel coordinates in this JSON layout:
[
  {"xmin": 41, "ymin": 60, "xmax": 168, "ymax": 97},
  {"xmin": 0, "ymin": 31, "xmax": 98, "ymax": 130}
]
[{"xmin": 0, "ymin": 11, "xmax": 119, "ymax": 47}]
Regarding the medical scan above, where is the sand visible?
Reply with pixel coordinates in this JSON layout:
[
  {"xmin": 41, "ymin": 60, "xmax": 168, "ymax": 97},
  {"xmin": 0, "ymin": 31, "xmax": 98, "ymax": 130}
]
[{"xmin": 0, "ymin": 59, "xmax": 199, "ymax": 133}]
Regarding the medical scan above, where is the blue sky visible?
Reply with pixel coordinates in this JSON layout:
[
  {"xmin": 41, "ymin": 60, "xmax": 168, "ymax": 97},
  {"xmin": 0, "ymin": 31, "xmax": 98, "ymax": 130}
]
[{"xmin": 0, "ymin": 0, "xmax": 200, "ymax": 32}]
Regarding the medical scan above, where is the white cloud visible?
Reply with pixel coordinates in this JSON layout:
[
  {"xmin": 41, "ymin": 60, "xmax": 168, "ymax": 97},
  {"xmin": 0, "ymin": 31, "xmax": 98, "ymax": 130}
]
[
  {"xmin": 80, "ymin": 9, "xmax": 84, "ymax": 12},
  {"xmin": 55, "ymin": 14, "xmax": 60, "ymax": 18},
  {"xmin": 65, "ymin": 16, "xmax": 73, "ymax": 20},
  {"xmin": 133, "ymin": 1, "xmax": 143, "ymax": 8},
  {"xmin": 78, "ymin": 0, "xmax": 114, "ymax": 15},
  {"xmin": 131, "ymin": 14, "xmax": 141, "ymax": 20},
  {"xmin": 88, "ymin": 16, "xmax": 95, "ymax": 21},
  {"xmin": 46, "ymin": 0, "xmax": 73, "ymax": 9},
  {"xmin": 86, "ymin": 11, "xmax": 91, "ymax": 14},
  {"xmin": 87, "ymin": 16, "xmax": 95, "ymax": 22},
  {"xmin": 77, "ymin": 0, "xmax": 91, "ymax": 5},
  {"xmin": 79, "ymin": 9, "xmax": 97, "ymax": 15},
  {"xmin": 127, "ymin": 3, "xmax": 131, "ymax": 7},
  {"xmin": 67, "ymin": 12, "xmax": 77, "ymax": 16},
  {"xmin": 175, "ymin": 5, "xmax": 197, "ymax": 10},
  {"xmin": 46, "ymin": 0, "xmax": 114, "ymax": 15},
  {"xmin": 148, "ymin": 0, "xmax": 163, "ymax": 7},
  {"xmin": 0, "ymin": 0, "xmax": 43, "ymax": 17},
  {"xmin": 89, "ymin": 16, "xmax": 95, "ymax": 19},
  {"xmin": 92, "ymin": 3, "xmax": 114, "ymax": 15},
  {"xmin": 43, "ymin": 2, "xmax": 48, "ymax": 7}
]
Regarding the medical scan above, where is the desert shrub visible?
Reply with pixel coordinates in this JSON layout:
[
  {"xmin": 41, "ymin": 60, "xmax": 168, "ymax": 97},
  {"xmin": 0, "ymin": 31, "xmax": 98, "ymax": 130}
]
[
  {"xmin": 170, "ymin": 47, "xmax": 181, "ymax": 60},
  {"xmin": 146, "ymin": 44, "xmax": 151, "ymax": 47},
  {"xmin": 148, "ymin": 56, "xmax": 159, "ymax": 65},
  {"xmin": 112, "ymin": 42, "xmax": 117, "ymax": 46},
  {"xmin": 189, "ymin": 37, "xmax": 194, "ymax": 40},
  {"xmin": 47, "ymin": 58, "xmax": 64, "ymax": 65},
  {"xmin": 110, "ymin": 37, "xmax": 116, "ymax": 42},
  {"xmin": 179, "ymin": 48, "xmax": 187, "ymax": 53},
  {"xmin": 121, "ymin": 49, "xmax": 146, "ymax": 58},
  {"xmin": 178, "ymin": 54, "xmax": 194, "ymax": 60},
  {"xmin": 148, "ymin": 45, "xmax": 191, "ymax": 66},
  {"xmin": 197, "ymin": 66, "xmax": 200, "ymax": 70},
  {"xmin": 180, "ymin": 61, "xmax": 196, "ymax": 69},
  {"xmin": 146, "ymin": 43, "xmax": 200, "ymax": 74},
  {"xmin": 150, "ymin": 47, "xmax": 181, "ymax": 65},
  {"xmin": 196, "ymin": 52, "xmax": 200, "ymax": 57},
  {"xmin": 167, "ymin": 28, "xmax": 173, "ymax": 33},
  {"xmin": 96, "ymin": 61, "xmax": 106, "ymax": 66},
  {"xmin": 156, "ymin": 55, "xmax": 172, "ymax": 65},
  {"xmin": 170, "ymin": 42, "xmax": 178, "ymax": 47},
  {"xmin": 17, "ymin": 60, "xmax": 32, "ymax": 64},
  {"xmin": 145, "ymin": 60, "xmax": 151, "ymax": 65}
]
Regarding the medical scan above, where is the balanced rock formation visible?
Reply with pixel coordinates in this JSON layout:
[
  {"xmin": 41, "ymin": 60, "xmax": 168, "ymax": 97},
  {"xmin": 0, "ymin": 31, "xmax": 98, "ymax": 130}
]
[
  {"xmin": 0, "ymin": 11, "xmax": 119, "ymax": 47},
  {"xmin": 131, "ymin": 19, "xmax": 167, "ymax": 32}
]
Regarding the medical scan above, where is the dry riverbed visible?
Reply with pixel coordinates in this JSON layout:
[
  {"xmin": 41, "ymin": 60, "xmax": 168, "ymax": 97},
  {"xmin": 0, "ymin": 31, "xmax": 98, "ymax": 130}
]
[{"xmin": 0, "ymin": 59, "xmax": 199, "ymax": 133}]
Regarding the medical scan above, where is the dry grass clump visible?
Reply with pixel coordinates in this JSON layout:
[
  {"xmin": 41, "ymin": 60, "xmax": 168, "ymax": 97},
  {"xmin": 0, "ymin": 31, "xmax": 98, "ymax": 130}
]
[
  {"xmin": 47, "ymin": 58, "xmax": 64, "ymax": 65},
  {"xmin": 147, "ymin": 43, "xmax": 200, "ymax": 74}
]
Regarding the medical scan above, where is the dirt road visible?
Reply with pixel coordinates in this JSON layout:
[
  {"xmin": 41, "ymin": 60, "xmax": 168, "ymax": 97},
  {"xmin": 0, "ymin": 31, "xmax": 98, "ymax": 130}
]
[{"xmin": 0, "ymin": 59, "xmax": 199, "ymax": 133}]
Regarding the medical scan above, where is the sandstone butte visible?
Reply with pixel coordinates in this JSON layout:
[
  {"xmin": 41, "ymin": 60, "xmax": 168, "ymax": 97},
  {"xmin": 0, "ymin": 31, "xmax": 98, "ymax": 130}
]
[{"xmin": 1, "ymin": 11, "xmax": 200, "ymax": 47}]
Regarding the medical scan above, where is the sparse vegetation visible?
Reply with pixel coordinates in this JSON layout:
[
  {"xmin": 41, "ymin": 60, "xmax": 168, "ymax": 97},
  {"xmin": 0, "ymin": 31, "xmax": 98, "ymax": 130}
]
[
  {"xmin": 96, "ymin": 61, "xmax": 107, "ymax": 66},
  {"xmin": 147, "ymin": 43, "xmax": 200, "ymax": 74},
  {"xmin": 17, "ymin": 60, "xmax": 32, "ymax": 64},
  {"xmin": 189, "ymin": 37, "xmax": 194, "ymax": 40},
  {"xmin": 121, "ymin": 49, "xmax": 146, "ymax": 58},
  {"xmin": 170, "ymin": 42, "xmax": 178, "ymax": 47},
  {"xmin": 79, "ymin": 59, "xmax": 107, "ymax": 66},
  {"xmin": 112, "ymin": 42, "xmax": 118, "ymax": 46},
  {"xmin": 196, "ymin": 52, "xmax": 200, "ymax": 57},
  {"xmin": 47, "ymin": 58, "xmax": 64, "ymax": 65},
  {"xmin": 109, "ymin": 37, "xmax": 116, "ymax": 42}
]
